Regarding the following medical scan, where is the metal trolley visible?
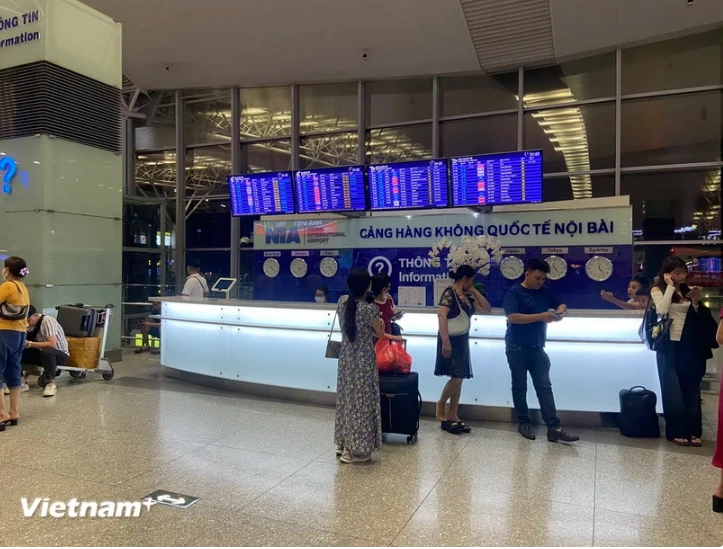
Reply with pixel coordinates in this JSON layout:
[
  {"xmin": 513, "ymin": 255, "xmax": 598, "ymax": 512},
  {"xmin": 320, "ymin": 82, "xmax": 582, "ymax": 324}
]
[{"xmin": 36, "ymin": 304, "xmax": 116, "ymax": 388}]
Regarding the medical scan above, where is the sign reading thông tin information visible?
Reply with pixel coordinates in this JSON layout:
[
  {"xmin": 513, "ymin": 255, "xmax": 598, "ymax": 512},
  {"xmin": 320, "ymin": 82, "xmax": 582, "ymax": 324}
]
[{"xmin": 0, "ymin": 10, "xmax": 40, "ymax": 50}]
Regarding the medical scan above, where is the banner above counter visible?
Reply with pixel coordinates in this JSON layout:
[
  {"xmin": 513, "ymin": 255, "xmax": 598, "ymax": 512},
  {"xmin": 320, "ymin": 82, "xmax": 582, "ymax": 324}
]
[{"xmin": 254, "ymin": 207, "xmax": 632, "ymax": 250}]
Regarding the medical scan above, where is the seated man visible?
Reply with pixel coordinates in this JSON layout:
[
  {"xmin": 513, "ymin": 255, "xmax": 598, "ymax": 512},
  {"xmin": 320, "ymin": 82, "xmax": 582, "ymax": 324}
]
[
  {"xmin": 135, "ymin": 301, "xmax": 161, "ymax": 355},
  {"xmin": 23, "ymin": 306, "xmax": 70, "ymax": 398}
]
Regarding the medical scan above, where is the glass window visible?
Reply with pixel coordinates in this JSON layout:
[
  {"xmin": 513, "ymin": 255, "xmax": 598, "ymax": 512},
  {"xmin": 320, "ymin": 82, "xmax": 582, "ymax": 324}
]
[
  {"xmin": 300, "ymin": 132, "xmax": 359, "ymax": 169},
  {"xmin": 183, "ymin": 250, "xmax": 231, "ymax": 288},
  {"xmin": 633, "ymin": 243, "xmax": 723, "ymax": 312},
  {"xmin": 365, "ymin": 124, "xmax": 432, "ymax": 164},
  {"xmin": 135, "ymin": 103, "xmax": 176, "ymax": 151},
  {"xmin": 300, "ymin": 83, "xmax": 358, "ymax": 133},
  {"xmin": 622, "ymin": 169, "xmax": 721, "ymax": 240},
  {"xmin": 186, "ymin": 202, "xmax": 232, "ymax": 248},
  {"xmin": 440, "ymin": 73, "xmax": 518, "ymax": 117},
  {"xmin": 240, "ymin": 140, "xmax": 292, "ymax": 173},
  {"xmin": 622, "ymin": 30, "xmax": 723, "ymax": 95},
  {"xmin": 123, "ymin": 204, "xmax": 161, "ymax": 249},
  {"xmin": 524, "ymin": 52, "xmax": 616, "ymax": 106},
  {"xmin": 135, "ymin": 151, "xmax": 176, "ymax": 196},
  {"xmin": 185, "ymin": 145, "xmax": 231, "ymax": 196},
  {"xmin": 239, "ymin": 249, "xmax": 255, "ymax": 300},
  {"xmin": 621, "ymin": 91, "xmax": 722, "ymax": 167},
  {"xmin": 184, "ymin": 94, "xmax": 232, "ymax": 146},
  {"xmin": 440, "ymin": 114, "xmax": 517, "ymax": 158},
  {"xmin": 543, "ymin": 174, "xmax": 615, "ymax": 202},
  {"xmin": 239, "ymin": 87, "xmax": 292, "ymax": 139},
  {"xmin": 365, "ymin": 79, "xmax": 432, "ymax": 126},
  {"xmin": 525, "ymin": 102, "xmax": 615, "ymax": 173}
]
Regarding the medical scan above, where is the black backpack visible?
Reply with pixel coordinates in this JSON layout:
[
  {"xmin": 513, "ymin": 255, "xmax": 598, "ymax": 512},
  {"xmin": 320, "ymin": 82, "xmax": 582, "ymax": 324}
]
[{"xmin": 618, "ymin": 386, "xmax": 660, "ymax": 438}]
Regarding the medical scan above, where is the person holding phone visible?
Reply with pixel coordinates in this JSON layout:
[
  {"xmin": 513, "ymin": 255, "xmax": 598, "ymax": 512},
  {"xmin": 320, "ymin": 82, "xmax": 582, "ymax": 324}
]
[
  {"xmin": 503, "ymin": 258, "xmax": 579, "ymax": 443},
  {"xmin": 650, "ymin": 256, "xmax": 716, "ymax": 447}
]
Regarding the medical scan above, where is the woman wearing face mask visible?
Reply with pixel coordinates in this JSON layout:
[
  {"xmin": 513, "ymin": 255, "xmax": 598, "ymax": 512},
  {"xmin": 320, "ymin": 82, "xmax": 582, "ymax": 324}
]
[
  {"xmin": 0, "ymin": 256, "xmax": 31, "ymax": 431},
  {"xmin": 334, "ymin": 268, "xmax": 388, "ymax": 464},
  {"xmin": 651, "ymin": 256, "xmax": 716, "ymax": 447},
  {"xmin": 435, "ymin": 265, "xmax": 491, "ymax": 434},
  {"xmin": 314, "ymin": 285, "xmax": 329, "ymax": 304}
]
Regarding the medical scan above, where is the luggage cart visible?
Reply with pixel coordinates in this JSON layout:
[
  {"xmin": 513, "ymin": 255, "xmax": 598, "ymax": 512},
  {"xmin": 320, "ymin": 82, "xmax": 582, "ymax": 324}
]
[{"xmin": 37, "ymin": 304, "xmax": 116, "ymax": 388}]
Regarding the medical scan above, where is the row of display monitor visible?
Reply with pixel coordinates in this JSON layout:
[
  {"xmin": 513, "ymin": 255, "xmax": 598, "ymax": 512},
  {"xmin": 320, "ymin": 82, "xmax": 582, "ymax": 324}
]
[{"xmin": 229, "ymin": 150, "xmax": 543, "ymax": 217}]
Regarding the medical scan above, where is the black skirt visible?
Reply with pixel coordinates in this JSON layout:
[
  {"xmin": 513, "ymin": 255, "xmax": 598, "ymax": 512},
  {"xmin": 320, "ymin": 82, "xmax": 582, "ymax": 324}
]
[{"xmin": 435, "ymin": 332, "xmax": 473, "ymax": 379}]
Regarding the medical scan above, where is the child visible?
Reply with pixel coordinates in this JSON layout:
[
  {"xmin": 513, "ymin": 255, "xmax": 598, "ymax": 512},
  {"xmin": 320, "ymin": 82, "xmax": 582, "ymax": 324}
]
[
  {"xmin": 633, "ymin": 285, "xmax": 651, "ymax": 309},
  {"xmin": 601, "ymin": 274, "xmax": 650, "ymax": 310}
]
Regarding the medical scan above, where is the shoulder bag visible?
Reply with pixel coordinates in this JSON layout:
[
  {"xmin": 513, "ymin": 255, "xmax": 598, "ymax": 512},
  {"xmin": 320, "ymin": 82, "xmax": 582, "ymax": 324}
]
[
  {"xmin": 0, "ymin": 281, "xmax": 29, "ymax": 321},
  {"xmin": 325, "ymin": 308, "xmax": 342, "ymax": 359},
  {"xmin": 447, "ymin": 290, "xmax": 471, "ymax": 337},
  {"xmin": 638, "ymin": 298, "xmax": 672, "ymax": 351}
]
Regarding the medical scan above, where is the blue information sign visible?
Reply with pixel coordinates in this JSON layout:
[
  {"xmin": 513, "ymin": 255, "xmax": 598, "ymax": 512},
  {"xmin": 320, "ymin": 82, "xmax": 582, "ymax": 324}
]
[
  {"xmin": 368, "ymin": 160, "xmax": 448, "ymax": 211},
  {"xmin": 229, "ymin": 172, "xmax": 295, "ymax": 216},
  {"xmin": 294, "ymin": 166, "xmax": 366, "ymax": 213}
]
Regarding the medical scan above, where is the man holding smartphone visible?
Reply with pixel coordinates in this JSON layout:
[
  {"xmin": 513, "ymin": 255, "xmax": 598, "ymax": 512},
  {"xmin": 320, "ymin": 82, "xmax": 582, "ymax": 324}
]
[{"xmin": 503, "ymin": 258, "xmax": 579, "ymax": 443}]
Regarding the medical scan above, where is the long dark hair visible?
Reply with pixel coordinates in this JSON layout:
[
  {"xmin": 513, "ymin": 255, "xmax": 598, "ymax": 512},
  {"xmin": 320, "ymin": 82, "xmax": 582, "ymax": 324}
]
[
  {"xmin": 449, "ymin": 265, "xmax": 475, "ymax": 281},
  {"xmin": 344, "ymin": 268, "xmax": 371, "ymax": 343},
  {"xmin": 655, "ymin": 256, "xmax": 690, "ymax": 303},
  {"xmin": 4, "ymin": 256, "xmax": 28, "ymax": 279}
]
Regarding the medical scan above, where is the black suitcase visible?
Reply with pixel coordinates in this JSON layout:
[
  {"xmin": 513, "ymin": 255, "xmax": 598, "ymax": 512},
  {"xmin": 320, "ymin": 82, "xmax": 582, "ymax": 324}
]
[
  {"xmin": 379, "ymin": 372, "xmax": 422, "ymax": 444},
  {"xmin": 56, "ymin": 305, "xmax": 98, "ymax": 338},
  {"xmin": 619, "ymin": 386, "xmax": 660, "ymax": 438}
]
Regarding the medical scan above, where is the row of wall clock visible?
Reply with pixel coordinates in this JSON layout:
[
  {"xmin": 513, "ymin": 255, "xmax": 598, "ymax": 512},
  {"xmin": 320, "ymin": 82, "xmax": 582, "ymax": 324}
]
[
  {"xmin": 500, "ymin": 255, "xmax": 614, "ymax": 281},
  {"xmin": 263, "ymin": 257, "xmax": 340, "ymax": 279},
  {"xmin": 263, "ymin": 255, "xmax": 614, "ymax": 281}
]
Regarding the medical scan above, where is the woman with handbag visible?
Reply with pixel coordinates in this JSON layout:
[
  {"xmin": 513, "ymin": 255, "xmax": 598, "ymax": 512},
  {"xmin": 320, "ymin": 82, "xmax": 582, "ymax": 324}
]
[
  {"xmin": 334, "ymin": 268, "xmax": 390, "ymax": 464},
  {"xmin": 435, "ymin": 265, "xmax": 491, "ymax": 434},
  {"xmin": 650, "ymin": 256, "xmax": 712, "ymax": 447},
  {"xmin": 0, "ymin": 256, "xmax": 31, "ymax": 432}
]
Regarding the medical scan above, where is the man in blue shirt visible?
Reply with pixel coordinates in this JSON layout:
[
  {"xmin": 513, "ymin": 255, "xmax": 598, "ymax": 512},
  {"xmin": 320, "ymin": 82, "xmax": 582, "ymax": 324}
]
[{"xmin": 503, "ymin": 258, "xmax": 579, "ymax": 443}]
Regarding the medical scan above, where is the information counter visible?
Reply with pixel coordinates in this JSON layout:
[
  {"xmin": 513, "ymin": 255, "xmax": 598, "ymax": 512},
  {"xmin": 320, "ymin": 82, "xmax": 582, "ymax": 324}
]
[{"xmin": 153, "ymin": 297, "xmax": 661, "ymax": 422}]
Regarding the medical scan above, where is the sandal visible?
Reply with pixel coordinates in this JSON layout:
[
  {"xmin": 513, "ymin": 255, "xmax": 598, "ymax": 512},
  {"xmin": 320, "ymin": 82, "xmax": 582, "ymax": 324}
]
[
  {"xmin": 440, "ymin": 421, "xmax": 463, "ymax": 435},
  {"xmin": 671, "ymin": 437, "xmax": 690, "ymax": 446},
  {"xmin": 451, "ymin": 422, "xmax": 472, "ymax": 434},
  {"xmin": 690, "ymin": 437, "xmax": 702, "ymax": 447}
]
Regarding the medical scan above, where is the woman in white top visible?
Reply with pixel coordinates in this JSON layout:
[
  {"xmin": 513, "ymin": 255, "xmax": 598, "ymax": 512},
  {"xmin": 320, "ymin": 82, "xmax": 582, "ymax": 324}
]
[{"xmin": 650, "ymin": 256, "xmax": 707, "ymax": 447}]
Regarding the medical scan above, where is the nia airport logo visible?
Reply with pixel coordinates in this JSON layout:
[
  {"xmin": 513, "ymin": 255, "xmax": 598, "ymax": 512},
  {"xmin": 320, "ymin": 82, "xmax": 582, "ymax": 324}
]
[{"xmin": 21, "ymin": 497, "xmax": 155, "ymax": 518}]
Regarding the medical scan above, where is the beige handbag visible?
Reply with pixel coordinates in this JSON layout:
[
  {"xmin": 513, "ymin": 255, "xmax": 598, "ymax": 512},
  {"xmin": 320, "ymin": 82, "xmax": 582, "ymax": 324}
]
[{"xmin": 447, "ymin": 290, "xmax": 470, "ymax": 337}]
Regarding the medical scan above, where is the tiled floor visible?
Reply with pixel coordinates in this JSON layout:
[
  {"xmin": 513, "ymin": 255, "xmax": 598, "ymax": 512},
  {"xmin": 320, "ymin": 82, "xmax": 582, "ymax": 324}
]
[{"xmin": 2, "ymin": 352, "xmax": 721, "ymax": 547}]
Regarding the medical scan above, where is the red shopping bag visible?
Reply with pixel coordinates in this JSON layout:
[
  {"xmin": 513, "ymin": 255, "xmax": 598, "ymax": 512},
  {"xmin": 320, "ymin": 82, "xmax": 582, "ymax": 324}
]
[{"xmin": 375, "ymin": 339, "xmax": 412, "ymax": 373}]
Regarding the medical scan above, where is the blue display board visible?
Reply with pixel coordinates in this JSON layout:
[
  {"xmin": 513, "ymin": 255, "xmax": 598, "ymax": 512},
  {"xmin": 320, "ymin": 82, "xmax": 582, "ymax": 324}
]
[
  {"xmin": 367, "ymin": 160, "xmax": 448, "ymax": 211},
  {"xmin": 450, "ymin": 150, "xmax": 543, "ymax": 207},
  {"xmin": 294, "ymin": 166, "xmax": 366, "ymax": 214},
  {"xmin": 229, "ymin": 172, "xmax": 295, "ymax": 216}
]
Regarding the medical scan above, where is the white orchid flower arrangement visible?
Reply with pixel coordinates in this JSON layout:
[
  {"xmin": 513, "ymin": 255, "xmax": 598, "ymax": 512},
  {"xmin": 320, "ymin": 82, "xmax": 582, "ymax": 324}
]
[{"xmin": 428, "ymin": 235, "xmax": 504, "ymax": 276}]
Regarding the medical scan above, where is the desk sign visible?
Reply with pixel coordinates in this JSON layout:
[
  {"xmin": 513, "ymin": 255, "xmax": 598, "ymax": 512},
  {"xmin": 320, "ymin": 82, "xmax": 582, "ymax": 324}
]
[
  {"xmin": 144, "ymin": 490, "xmax": 200, "ymax": 509},
  {"xmin": 585, "ymin": 247, "xmax": 613, "ymax": 254}
]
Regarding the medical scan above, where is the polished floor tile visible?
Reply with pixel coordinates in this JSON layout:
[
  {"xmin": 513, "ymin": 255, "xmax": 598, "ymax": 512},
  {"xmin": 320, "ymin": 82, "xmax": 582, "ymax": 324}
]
[
  {"xmin": 392, "ymin": 484, "xmax": 594, "ymax": 547},
  {"xmin": 2, "ymin": 352, "xmax": 721, "ymax": 547}
]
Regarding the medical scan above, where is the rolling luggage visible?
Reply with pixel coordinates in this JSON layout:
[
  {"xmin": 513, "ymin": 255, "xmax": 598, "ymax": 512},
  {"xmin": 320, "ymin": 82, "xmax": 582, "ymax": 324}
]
[
  {"xmin": 379, "ymin": 371, "xmax": 422, "ymax": 444},
  {"xmin": 56, "ymin": 305, "xmax": 98, "ymax": 338},
  {"xmin": 619, "ymin": 386, "xmax": 660, "ymax": 438}
]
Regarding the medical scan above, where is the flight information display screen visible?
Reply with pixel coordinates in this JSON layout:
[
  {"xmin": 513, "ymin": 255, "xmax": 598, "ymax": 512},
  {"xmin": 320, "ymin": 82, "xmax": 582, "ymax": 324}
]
[
  {"xmin": 367, "ymin": 160, "xmax": 448, "ymax": 211},
  {"xmin": 450, "ymin": 150, "xmax": 543, "ymax": 207},
  {"xmin": 294, "ymin": 166, "xmax": 366, "ymax": 213},
  {"xmin": 229, "ymin": 172, "xmax": 295, "ymax": 216}
]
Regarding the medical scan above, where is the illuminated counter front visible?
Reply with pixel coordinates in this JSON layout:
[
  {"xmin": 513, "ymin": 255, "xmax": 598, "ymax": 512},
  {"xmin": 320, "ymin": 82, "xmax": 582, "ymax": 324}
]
[{"xmin": 154, "ymin": 297, "xmax": 661, "ymax": 418}]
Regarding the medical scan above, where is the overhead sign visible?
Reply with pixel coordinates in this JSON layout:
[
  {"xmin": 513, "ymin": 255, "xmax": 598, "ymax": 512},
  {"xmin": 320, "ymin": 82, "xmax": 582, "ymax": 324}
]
[
  {"xmin": 143, "ymin": 490, "xmax": 200, "ymax": 510},
  {"xmin": 255, "ymin": 207, "xmax": 633, "ymax": 250}
]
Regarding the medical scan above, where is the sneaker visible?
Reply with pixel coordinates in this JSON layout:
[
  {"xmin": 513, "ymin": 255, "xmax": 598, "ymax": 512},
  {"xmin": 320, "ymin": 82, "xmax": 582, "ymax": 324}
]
[
  {"xmin": 339, "ymin": 449, "xmax": 371, "ymax": 464},
  {"xmin": 42, "ymin": 383, "xmax": 57, "ymax": 398},
  {"xmin": 20, "ymin": 383, "xmax": 30, "ymax": 393},
  {"xmin": 518, "ymin": 423, "xmax": 536, "ymax": 440},
  {"xmin": 547, "ymin": 428, "xmax": 579, "ymax": 443}
]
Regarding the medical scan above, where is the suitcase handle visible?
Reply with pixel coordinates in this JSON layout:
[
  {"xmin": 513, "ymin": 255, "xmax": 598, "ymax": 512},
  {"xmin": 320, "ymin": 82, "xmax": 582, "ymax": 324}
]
[{"xmin": 628, "ymin": 386, "xmax": 647, "ymax": 392}]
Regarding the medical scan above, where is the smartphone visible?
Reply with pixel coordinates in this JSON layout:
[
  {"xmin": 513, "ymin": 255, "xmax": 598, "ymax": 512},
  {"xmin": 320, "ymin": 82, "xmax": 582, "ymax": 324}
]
[{"xmin": 555, "ymin": 311, "xmax": 565, "ymax": 318}]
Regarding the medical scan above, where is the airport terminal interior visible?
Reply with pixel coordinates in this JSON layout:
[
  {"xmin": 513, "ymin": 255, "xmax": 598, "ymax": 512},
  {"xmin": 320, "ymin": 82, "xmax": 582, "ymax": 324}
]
[{"xmin": 1, "ymin": 0, "xmax": 723, "ymax": 546}]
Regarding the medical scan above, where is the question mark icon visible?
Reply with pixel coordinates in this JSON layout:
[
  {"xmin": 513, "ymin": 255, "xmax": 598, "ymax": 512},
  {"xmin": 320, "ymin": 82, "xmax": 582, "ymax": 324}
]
[{"xmin": 0, "ymin": 157, "xmax": 17, "ymax": 195}]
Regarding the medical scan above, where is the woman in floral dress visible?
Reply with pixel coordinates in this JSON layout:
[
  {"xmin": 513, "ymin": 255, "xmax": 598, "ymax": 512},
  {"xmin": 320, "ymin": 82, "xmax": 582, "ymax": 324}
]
[{"xmin": 335, "ymin": 268, "xmax": 389, "ymax": 464}]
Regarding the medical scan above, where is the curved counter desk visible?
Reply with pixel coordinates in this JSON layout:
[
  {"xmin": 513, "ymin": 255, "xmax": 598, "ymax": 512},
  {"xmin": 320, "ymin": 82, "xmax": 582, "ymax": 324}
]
[{"xmin": 152, "ymin": 297, "xmax": 661, "ymax": 425}]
